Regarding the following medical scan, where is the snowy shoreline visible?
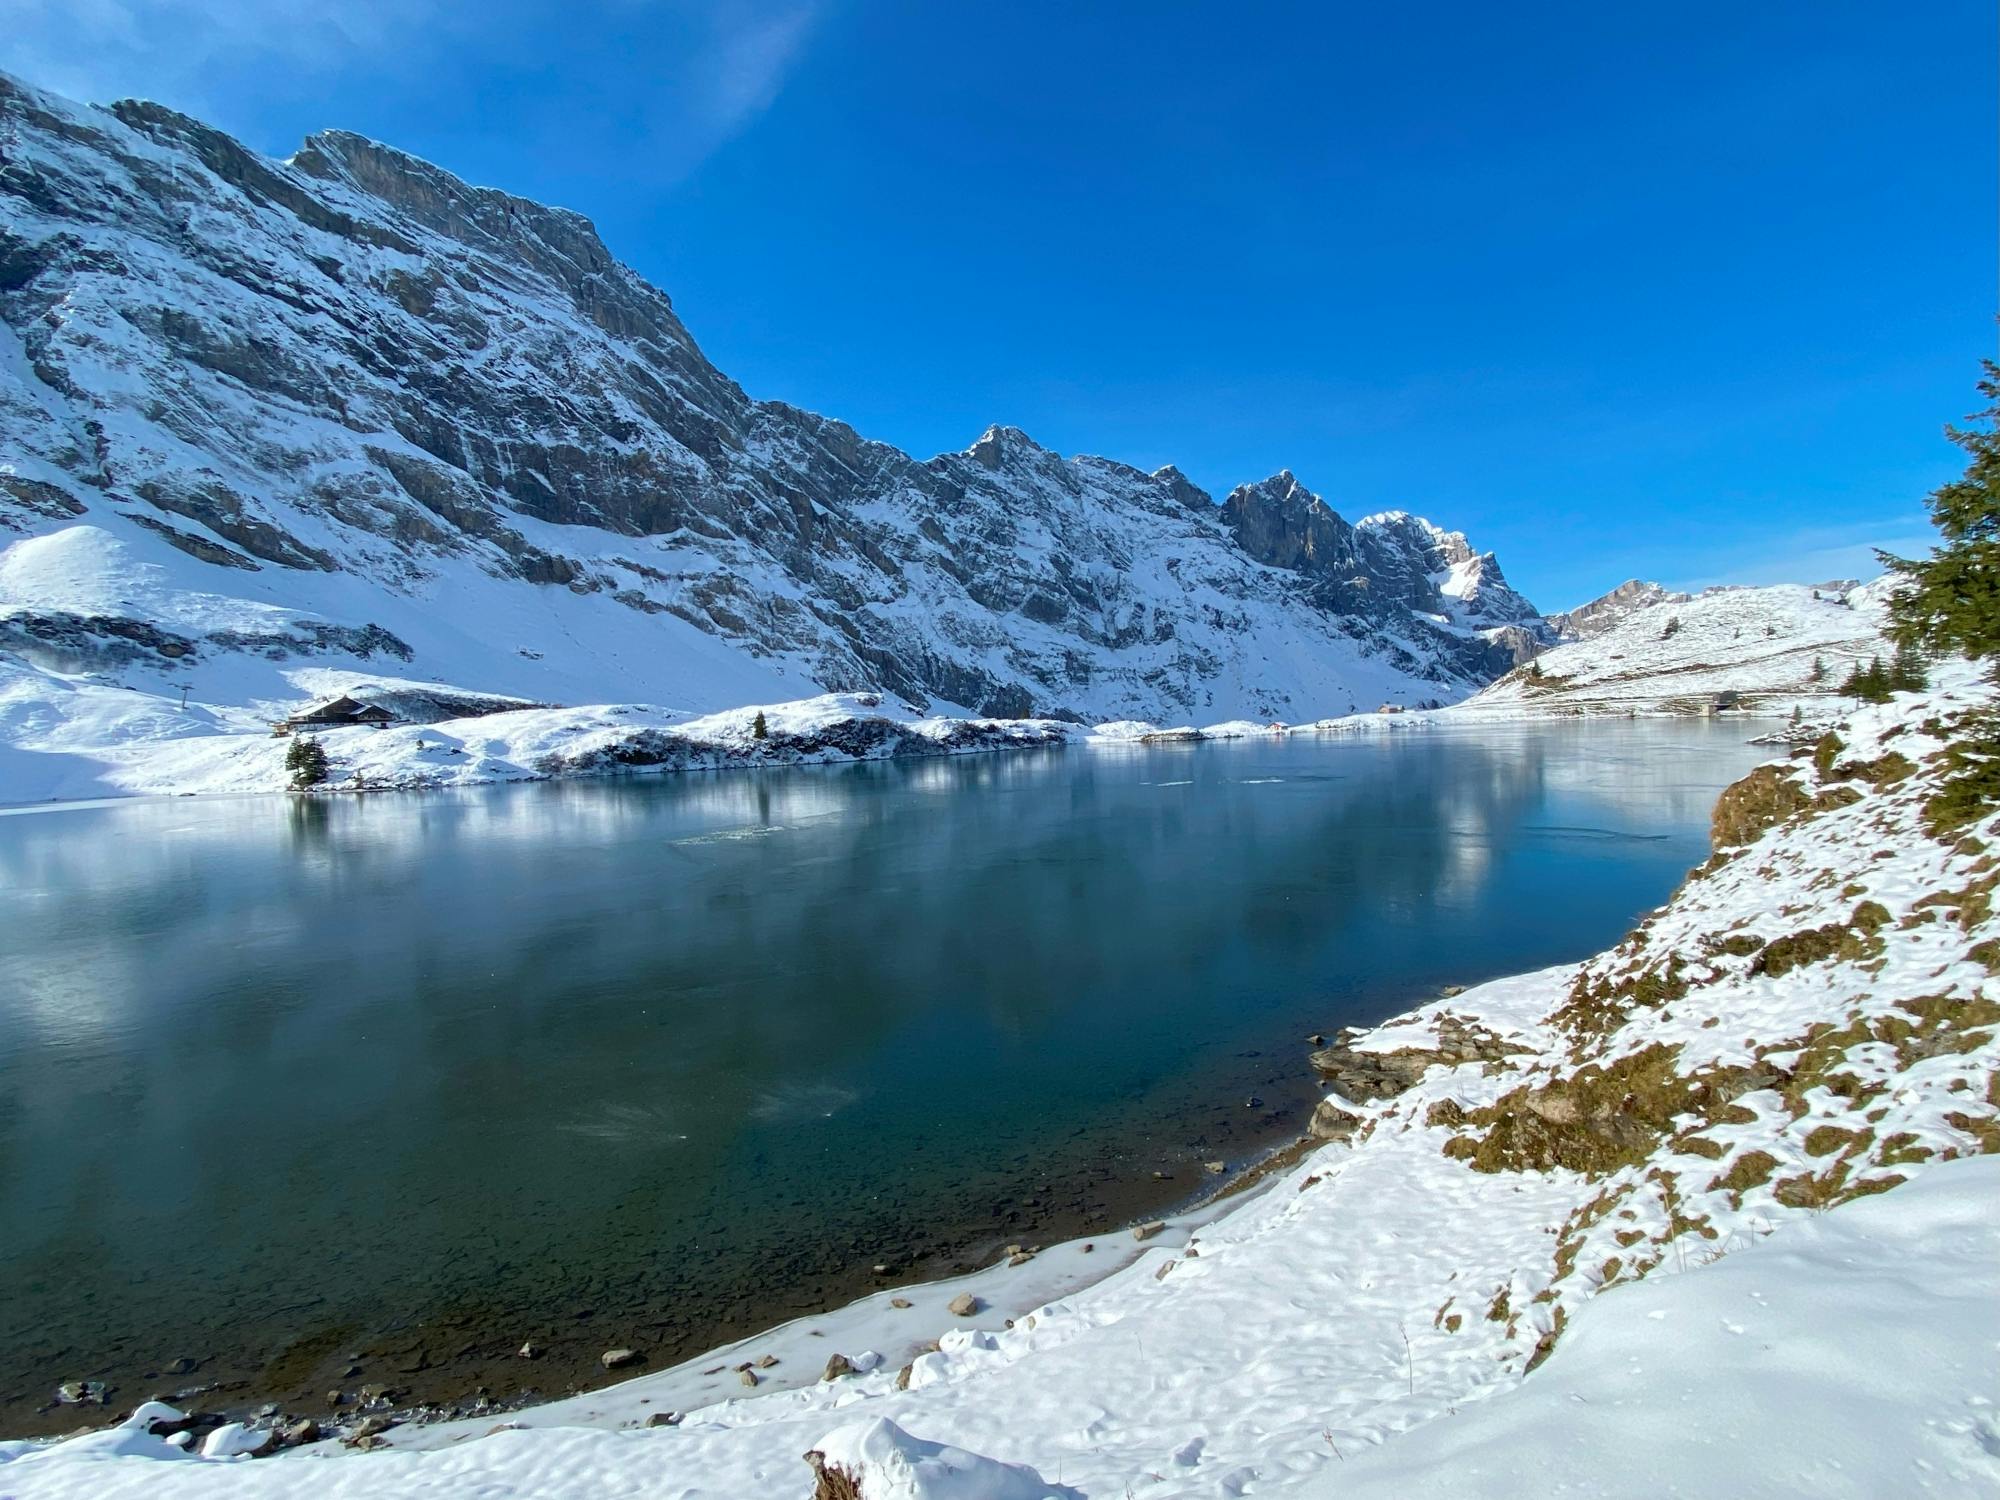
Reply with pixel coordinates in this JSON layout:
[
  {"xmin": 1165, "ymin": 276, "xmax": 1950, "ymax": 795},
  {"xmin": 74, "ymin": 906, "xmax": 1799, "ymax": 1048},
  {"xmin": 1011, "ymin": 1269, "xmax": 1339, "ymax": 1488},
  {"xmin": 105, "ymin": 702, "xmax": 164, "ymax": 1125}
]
[{"xmin": 0, "ymin": 681, "xmax": 1436, "ymax": 811}]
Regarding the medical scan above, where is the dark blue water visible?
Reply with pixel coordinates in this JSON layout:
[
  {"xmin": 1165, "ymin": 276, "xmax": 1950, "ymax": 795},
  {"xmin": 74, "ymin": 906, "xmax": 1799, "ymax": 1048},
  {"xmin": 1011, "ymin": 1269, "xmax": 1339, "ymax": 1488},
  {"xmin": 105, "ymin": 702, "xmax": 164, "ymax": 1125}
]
[{"xmin": 0, "ymin": 721, "xmax": 1767, "ymax": 1426}]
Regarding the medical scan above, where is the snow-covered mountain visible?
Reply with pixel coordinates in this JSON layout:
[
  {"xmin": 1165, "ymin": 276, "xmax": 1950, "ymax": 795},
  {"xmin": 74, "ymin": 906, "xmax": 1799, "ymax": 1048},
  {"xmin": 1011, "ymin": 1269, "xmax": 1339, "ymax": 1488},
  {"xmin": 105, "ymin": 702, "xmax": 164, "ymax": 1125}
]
[
  {"xmin": 1459, "ymin": 579, "xmax": 1894, "ymax": 717},
  {"xmin": 0, "ymin": 70, "xmax": 1551, "ymax": 743}
]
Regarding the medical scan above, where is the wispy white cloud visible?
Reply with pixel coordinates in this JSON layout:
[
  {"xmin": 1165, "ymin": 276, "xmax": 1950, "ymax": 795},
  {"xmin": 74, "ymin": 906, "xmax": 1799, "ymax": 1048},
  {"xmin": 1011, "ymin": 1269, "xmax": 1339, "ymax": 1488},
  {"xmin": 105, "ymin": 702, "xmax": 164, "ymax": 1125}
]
[
  {"xmin": 0, "ymin": 0, "xmax": 441, "ymax": 118},
  {"xmin": 700, "ymin": 2, "xmax": 818, "ymax": 144},
  {"xmin": 1, "ymin": 0, "xmax": 822, "ymax": 178}
]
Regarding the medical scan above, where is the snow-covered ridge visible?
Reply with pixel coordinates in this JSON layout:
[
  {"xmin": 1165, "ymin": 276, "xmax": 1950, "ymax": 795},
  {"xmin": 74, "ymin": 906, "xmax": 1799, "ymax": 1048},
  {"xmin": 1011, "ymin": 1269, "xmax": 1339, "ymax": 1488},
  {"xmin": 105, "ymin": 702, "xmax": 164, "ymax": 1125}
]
[
  {"xmin": 1, "ymin": 64, "xmax": 1553, "ymax": 769},
  {"xmin": 7, "ymin": 670, "xmax": 1995, "ymax": 1496},
  {"xmin": 1455, "ymin": 577, "xmax": 1894, "ymax": 718}
]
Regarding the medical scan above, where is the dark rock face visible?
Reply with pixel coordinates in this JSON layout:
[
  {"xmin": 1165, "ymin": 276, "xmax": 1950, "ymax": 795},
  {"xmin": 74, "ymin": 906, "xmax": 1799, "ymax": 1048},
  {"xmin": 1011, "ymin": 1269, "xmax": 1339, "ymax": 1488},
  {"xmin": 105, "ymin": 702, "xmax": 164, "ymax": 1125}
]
[
  {"xmin": 1222, "ymin": 472, "xmax": 1363, "ymax": 583},
  {"xmin": 0, "ymin": 72, "xmax": 1554, "ymax": 721}
]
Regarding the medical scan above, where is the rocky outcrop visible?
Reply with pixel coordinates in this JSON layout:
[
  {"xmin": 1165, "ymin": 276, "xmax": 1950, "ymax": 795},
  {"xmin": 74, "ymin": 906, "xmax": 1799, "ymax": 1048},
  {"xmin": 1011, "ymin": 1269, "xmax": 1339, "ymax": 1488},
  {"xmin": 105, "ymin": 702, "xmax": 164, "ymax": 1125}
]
[
  {"xmin": 1546, "ymin": 579, "xmax": 1687, "ymax": 641},
  {"xmin": 1310, "ymin": 1014, "xmax": 1526, "ymax": 1104}
]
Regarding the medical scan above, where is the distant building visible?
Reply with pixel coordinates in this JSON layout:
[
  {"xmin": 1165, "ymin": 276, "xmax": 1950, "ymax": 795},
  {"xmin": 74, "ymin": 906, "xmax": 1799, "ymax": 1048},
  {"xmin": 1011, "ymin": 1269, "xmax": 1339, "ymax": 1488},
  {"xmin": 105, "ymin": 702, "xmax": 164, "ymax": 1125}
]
[{"xmin": 277, "ymin": 695, "xmax": 395, "ymax": 732}]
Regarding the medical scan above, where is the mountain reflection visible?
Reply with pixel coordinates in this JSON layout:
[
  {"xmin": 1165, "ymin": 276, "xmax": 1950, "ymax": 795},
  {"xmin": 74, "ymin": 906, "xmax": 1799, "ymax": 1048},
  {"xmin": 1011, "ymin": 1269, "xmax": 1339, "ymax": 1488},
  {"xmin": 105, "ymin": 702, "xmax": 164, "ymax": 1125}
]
[{"xmin": 0, "ymin": 722, "xmax": 1770, "ymax": 1417}]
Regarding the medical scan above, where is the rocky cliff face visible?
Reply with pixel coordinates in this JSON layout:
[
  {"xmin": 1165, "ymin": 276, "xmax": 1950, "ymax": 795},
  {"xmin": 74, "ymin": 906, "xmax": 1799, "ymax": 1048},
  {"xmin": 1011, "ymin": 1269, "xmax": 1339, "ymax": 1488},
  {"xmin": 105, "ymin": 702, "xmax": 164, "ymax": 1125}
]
[{"xmin": 0, "ymin": 72, "xmax": 1551, "ymax": 723}]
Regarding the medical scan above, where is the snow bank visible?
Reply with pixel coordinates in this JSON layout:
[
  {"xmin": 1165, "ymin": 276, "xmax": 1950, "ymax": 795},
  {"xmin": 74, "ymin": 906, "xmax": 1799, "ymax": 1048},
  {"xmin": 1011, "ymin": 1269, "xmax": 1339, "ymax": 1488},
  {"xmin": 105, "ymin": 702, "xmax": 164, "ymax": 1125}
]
[
  {"xmin": 1318, "ymin": 1156, "xmax": 2000, "ymax": 1499},
  {"xmin": 806, "ymin": 1418, "xmax": 1075, "ymax": 1500},
  {"xmin": 0, "ymin": 680, "xmax": 1078, "ymax": 806}
]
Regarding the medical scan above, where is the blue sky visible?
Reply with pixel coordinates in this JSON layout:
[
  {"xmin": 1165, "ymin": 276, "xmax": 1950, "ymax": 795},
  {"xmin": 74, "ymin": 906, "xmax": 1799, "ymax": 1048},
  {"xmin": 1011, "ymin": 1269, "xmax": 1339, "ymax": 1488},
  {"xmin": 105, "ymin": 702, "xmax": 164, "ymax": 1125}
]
[{"xmin": 11, "ymin": 1, "xmax": 1991, "ymax": 607}]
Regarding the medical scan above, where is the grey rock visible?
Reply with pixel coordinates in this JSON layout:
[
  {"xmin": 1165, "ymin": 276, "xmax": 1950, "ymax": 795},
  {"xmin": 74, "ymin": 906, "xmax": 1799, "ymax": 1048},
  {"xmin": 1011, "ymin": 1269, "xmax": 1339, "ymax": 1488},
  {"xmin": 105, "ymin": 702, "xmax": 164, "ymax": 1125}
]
[
  {"xmin": 342, "ymin": 1414, "xmax": 396, "ymax": 1448},
  {"xmin": 1132, "ymin": 1221, "xmax": 1166, "ymax": 1243},
  {"xmin": 600, "ymin": 1348, "xmax": 641, "ymax": 1370},
  {"xmin": 1309, "ymin": 1098, "xmax": 1364, "ymax": 1141}
]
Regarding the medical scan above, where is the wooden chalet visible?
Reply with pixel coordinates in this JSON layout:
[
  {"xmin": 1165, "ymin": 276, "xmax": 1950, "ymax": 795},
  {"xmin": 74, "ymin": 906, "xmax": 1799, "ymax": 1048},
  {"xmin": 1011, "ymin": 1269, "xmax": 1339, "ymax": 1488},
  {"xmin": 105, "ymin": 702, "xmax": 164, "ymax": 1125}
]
[{"xmin": 276, "ymin": 695, "xmax": 396, "ymax": 733}]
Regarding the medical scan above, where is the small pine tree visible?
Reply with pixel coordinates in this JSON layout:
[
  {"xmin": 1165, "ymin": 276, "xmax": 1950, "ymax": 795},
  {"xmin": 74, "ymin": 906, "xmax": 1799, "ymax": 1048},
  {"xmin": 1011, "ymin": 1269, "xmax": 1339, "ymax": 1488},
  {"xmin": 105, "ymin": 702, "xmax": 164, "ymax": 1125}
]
[
  {"xmin": 1840, "ymin": 656, "xmax": 1893, "ymax": 705},
  {"xmin": 1810, "ymin": 656, "xmax": 1826, "ymax": 683},
  {"xmin": 285, "ymin": 735, "xmax": 329, "ymax": 789},
  {"xmin": 751, "ymin": 710, "xmax": 769, "ymax": 740},
  {"xmin": 1661, "ymin": 617, "xmax": 1682, "ymax": 639},
  {"xmin": 1527, "ymin": 658, "xmax": 1542, "ymax": 680},
  {"xmin": 1882, "ymin": 361, "xmax": 2000, "ymax": 668},
  {"xmin": 1888, "ymin": 644, "xmax": 1930, "ymax": 694},
  {"xmin": 1790, "ymin": 704, "xmax": 1803, "ymax": 724}
]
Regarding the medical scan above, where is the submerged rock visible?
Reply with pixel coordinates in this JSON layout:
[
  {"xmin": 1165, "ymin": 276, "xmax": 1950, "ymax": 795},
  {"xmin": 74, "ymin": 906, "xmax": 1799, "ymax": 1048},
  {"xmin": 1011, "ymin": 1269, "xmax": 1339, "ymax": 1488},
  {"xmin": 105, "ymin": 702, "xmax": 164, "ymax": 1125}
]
[{"xmin": 600, "ymin": 1348, "xmax": 641, "ymax": 1370}]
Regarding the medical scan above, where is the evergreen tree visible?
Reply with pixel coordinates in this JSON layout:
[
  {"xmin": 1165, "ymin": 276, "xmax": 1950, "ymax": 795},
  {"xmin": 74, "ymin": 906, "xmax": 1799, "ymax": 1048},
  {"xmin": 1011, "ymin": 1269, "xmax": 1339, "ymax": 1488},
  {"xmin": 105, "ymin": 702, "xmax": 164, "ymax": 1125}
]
[
  {"xmin": 285, "ymin": 735, "xmax": 329, "ymax": 789},
  {"xmin": 1661, "ymin": 617, "xmax": 1681, "ymax": 639},
  {"xmin": 1840, "ymin": 657, "xmax": 1892, "ymax": 704},
  {"xmin": 1881, "ymin": 361, "xmax": 2000, "ymax": 666},
  {"xmin": 751, "ymin": 710, "xmax": 769, "ymax": 740},
  {"xmin": 1810, "ymin": 656, "xmax": 1826, "ymax": 683},
  {"xmin": 1888, "ymin": 644, "xmax": 1930, "ymax": 694}
]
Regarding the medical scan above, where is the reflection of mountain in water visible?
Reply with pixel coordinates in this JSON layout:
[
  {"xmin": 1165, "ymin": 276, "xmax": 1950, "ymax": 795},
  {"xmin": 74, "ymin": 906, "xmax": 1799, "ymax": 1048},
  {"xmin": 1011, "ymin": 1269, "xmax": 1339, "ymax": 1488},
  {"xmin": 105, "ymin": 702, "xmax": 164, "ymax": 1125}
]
[{"xmin": 0, "ymin": 723, "xmax": 1768, "ymax": 1425}]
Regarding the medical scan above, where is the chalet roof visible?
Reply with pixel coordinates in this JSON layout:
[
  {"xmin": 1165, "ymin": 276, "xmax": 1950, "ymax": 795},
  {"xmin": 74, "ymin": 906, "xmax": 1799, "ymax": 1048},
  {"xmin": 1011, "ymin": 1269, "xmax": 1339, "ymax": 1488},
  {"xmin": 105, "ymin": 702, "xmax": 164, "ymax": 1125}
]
[
  {"xmin": 305, "ymin": 694, "xmax": 368, "ymax": 717},
  {"xmin": 291, "ymin": 695, "xmax": 394, "ymax": 722}
]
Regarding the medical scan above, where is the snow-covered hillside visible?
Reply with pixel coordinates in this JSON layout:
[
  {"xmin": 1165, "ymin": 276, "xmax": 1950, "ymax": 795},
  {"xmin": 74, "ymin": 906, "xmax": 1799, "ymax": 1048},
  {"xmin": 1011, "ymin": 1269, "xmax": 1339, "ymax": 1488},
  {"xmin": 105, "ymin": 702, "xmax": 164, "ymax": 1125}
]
[
  {"xmin": 0, "ymin": 66, "xmax": 1551, "ymax": 785},
  {"xmin": 1458, "ymin": 579, "xmax": 1893, "ymax": 718},
  {"xmin": 7, "ymin": 670, "xmax": 1994, "ymax": 1498}
]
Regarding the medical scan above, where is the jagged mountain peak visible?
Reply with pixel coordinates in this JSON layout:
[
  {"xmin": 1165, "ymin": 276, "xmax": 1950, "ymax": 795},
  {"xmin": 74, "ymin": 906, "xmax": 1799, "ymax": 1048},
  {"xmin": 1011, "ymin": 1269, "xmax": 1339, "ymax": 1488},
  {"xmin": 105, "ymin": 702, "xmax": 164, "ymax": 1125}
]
[
  {"xmin": 963, "ymin": 423, "xmax": 1053, "ymax": 471},
  {"xmin": 1230, "ymin": 469, "xmax": 1327, "ymax": 511},
  {"xmin": 1150, "ymin": 464, "xmax": 1215, "ymax": 512}
]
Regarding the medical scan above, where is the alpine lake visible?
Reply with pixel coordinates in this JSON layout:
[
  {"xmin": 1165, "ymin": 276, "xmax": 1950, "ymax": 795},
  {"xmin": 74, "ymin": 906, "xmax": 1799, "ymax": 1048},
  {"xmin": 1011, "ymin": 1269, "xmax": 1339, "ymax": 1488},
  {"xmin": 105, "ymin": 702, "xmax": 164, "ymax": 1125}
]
[{"xmin": 0, "ymin": 720, "xmax": 1775, "ymax": 1431}]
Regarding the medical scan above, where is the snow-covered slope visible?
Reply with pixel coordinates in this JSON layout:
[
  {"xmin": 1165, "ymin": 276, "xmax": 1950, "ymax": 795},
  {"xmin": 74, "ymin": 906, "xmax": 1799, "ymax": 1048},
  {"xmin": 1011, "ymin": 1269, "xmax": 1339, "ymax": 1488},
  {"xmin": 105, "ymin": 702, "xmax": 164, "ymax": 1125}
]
[
  {"xmin": 0, "ymin": 67, "xmax": 1550, "ymax": 782},
  {"xmin": 1457, "ymin": 579, "xmax": 1893, "ymax": 717},
  {"xmin": 7, "ymin": 670, "xmax": 1995, "ymax": 1498}
]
